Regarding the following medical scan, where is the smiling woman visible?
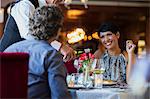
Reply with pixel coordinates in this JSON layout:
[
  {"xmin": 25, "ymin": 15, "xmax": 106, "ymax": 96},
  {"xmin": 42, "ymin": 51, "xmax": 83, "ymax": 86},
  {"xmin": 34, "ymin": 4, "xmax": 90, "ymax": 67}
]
[{"xmin": 94, "ymin": 22, "xmax": 136, "ymax": 84}]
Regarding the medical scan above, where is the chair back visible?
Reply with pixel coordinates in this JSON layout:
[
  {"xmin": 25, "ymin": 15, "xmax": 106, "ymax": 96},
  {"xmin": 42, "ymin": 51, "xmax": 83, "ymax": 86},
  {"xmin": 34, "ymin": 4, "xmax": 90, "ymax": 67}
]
[{"xmin": 0, "ymin": 52, "xmax": 29, "ymax": 98}]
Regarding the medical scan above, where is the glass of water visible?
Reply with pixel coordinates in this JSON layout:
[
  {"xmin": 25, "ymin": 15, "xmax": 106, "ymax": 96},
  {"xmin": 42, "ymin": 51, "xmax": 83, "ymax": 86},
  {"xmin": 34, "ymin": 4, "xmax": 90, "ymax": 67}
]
[
  {"xmin": 94, "ymin": 59, "xmax": 105, "ymax": 88},
  {"xmin": 94, "ymin": 69, "xmax": 103, "ymax": 88}
]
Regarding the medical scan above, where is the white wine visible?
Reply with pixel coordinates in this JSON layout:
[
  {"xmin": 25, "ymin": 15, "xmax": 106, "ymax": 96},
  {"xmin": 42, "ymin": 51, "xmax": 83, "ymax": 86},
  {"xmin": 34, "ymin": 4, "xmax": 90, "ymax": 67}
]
[{"xmin": 100, "ymin": 68, "xmax": 105, "ymax": 74}]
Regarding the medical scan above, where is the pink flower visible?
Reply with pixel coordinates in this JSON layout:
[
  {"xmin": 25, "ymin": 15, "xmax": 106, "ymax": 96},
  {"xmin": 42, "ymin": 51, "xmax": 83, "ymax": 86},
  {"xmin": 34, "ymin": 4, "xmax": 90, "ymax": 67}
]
[
  {"xmin": 88, "ymin": 53, "xmax": 95, "ymax": 59},
  {"xmin": 78, "ymin": 52, "xmax": 95, "ymax": 70},
  {"xmin": 79, "ymin": 53, "xmax": 88, "ymax": 60}
]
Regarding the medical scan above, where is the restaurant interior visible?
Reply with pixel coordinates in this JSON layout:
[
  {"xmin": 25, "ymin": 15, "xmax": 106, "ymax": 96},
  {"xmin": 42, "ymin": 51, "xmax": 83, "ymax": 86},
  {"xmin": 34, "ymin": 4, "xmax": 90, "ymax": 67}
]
[
  {"xmin": 0, "ymin": 0, "xmax": 150, "ymax": 99},
  {"xmin": 1, "ymin": 0, "xmax": 150, "ymax": 56}
]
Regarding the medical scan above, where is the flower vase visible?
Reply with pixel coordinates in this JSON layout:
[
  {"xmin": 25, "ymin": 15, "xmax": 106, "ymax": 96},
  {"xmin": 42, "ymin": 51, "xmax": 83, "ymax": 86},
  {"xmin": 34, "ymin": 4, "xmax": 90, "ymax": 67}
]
[{"xmin": 83, "ymin": 66, "xmax": 90, "ymax": 87}]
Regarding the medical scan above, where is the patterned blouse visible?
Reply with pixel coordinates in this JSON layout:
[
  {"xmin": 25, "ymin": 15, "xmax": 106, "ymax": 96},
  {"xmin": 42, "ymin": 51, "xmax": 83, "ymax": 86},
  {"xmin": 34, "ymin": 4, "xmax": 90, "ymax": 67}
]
[{"xmin": 100, "ymin": 50, "xmax": 127, "ymax": 83}]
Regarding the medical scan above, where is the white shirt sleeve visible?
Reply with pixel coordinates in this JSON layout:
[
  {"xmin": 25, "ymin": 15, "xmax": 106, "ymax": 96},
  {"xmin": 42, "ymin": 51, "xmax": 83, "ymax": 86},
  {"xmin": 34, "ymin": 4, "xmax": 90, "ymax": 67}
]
[
  {"xmin": 11, "ymin": 0, "xmax": 35, "ymax": 40},
  {"xmin": 51, "ymin": 40, "xmax": 62, "ymax": 51}
]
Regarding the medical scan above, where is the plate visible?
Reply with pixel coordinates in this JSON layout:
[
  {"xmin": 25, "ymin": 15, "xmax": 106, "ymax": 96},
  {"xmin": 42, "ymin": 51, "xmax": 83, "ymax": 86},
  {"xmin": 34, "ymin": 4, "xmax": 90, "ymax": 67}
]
[
  {"xmin": 68, "ymin": 80, "xmax": 117, "ymax": 89},
  {"xmin": 68, "ymin": 84, "xmax": 84, "ymax": 89},
  {"xmin": 68, "ymin": 85, "xmax": 94, "ymax": 89},
  {"xmin": 103, "ymin": 80, "xmax": 117, "ymax": 86}
]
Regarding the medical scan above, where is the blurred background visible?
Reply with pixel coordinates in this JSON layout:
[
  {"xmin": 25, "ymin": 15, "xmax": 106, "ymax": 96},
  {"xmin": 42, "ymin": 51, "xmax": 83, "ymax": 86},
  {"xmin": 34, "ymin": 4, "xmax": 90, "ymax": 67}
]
[{"xmin": 0, "ymin": 0, "xmax": 150, "ymax": 58}]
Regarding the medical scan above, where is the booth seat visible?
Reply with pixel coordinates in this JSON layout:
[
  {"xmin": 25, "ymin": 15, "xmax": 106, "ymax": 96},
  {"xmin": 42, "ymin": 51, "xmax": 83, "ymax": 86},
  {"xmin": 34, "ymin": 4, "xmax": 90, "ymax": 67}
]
[
  {"xmin": 65, "ymin": 60, "xmax": 77, "ymax": 74},
  {"xmin": 0, "ymin": 52, "xmax": 29, "ymax": 98}
]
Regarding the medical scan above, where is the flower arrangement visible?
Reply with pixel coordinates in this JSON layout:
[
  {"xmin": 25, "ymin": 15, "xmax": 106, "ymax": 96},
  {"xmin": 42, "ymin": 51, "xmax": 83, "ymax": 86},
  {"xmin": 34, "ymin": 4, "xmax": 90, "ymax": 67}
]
[
  {"xmin": 73, "ymin": 49, "xmax": 95, "ymax": 87},
  {"xmin": 75, "ymin": 49, "xmax": 95, "ymax": 73}
]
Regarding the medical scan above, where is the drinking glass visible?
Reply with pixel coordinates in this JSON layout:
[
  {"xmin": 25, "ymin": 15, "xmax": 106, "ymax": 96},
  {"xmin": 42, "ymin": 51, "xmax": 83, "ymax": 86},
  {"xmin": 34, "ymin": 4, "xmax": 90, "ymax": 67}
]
[
  {"xmin": 94, "ymin": 59, "xmax": 105, "ymax": 88},
  {"xmin": 94, "ymin": 71, "xmax": 103, "ymax": 88},
  {"xmin": 67, "ymin": 73, "xmax": 79, "ymax": 87},
  {"xmin": 99, "ymin": 59, "xmax": 105, "ymax": 74},
  {"xmin": 71, "ymin": 73, "xmax": 79, "ymax": 85},
  {"xmin": 74, "ymin": 59, "xmax": 80, "ymax": 73}
]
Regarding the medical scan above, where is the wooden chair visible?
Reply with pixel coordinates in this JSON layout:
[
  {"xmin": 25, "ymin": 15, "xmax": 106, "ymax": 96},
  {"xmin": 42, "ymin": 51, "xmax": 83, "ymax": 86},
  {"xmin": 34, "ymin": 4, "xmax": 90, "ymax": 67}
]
[{"xmin": 0, "ymin": 52, "xmax": 29, "ymax": 98}]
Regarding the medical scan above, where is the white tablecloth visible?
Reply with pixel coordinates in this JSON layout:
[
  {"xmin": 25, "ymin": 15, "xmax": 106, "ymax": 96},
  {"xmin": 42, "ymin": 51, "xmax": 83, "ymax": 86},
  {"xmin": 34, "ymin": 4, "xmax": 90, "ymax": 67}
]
[{"xmin": 70, "ymin": 88, "xmax": 144, "ymax": 99}]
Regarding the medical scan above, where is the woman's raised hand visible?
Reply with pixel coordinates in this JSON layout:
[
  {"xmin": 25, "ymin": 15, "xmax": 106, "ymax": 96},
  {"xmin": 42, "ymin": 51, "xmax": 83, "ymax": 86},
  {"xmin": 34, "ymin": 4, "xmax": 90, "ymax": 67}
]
[{"xmin": 126, "ymin": 40, "xmax": 136, "ymax": 54}]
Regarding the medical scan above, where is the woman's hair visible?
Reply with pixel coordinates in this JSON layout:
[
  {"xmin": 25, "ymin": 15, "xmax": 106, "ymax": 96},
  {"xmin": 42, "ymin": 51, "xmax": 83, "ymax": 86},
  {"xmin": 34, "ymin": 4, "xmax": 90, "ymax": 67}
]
[
  {"xmin": 97, "ymin": 22, "xmax": 120, "ymax": 36},
  {"xmin": 29, "ymin": 5, "xmax": 64, "ymax": 40}
]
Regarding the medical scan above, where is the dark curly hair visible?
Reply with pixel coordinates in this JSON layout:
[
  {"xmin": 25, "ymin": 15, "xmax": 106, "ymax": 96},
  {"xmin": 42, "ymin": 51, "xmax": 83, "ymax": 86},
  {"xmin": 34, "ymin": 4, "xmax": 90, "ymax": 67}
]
[{"xmin": 29, "ymin": 5, "xmax": 64, "ymax": 40}]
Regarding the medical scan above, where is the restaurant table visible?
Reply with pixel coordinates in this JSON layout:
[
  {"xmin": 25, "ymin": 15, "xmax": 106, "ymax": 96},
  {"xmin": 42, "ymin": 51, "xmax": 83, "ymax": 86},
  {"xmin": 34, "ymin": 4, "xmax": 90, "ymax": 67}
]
[{"xmin": 69, "ymin": 88, "xmax": 146, "ymax": 99}]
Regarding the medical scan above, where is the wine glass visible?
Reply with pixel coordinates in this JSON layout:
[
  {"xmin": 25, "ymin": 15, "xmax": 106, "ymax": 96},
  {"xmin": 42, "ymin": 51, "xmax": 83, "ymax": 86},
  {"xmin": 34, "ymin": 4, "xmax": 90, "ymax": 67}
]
[
  {"xmin": 74, "ymin": 59, "xmax": 80, "ymax": 73},
  {"xmin": 99, "ymin": 59, "xmax": 105, "ymax": 74}
]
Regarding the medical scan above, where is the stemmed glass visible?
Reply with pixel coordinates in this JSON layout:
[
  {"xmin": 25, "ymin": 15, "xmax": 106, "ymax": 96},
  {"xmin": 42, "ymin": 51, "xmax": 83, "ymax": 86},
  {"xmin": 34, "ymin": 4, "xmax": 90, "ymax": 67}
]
[
  {"xmin": 74, "ymin": 59, "xmax": 80, "ymax": 73},
  {"xmin": 99, "ymin": 59, "xmax": 105, "ymax": 74}
]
